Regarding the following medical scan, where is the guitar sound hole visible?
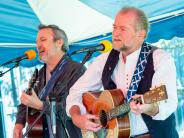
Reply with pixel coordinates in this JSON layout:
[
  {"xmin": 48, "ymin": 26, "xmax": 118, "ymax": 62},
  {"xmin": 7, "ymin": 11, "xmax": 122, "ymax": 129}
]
[{"xmin": 100, "ymin": 110, "xmax": 107, "ymax": 127}]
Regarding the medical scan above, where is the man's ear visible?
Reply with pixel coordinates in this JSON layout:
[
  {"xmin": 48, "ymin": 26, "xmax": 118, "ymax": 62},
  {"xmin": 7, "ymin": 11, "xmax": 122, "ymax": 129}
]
[
  {"xmin": 138, "ymin": 29, "xmax": 146, "ymax": 39},
  {"xmin": 56, "ymin": 39, "xmax": 64, "ymax": 48}
]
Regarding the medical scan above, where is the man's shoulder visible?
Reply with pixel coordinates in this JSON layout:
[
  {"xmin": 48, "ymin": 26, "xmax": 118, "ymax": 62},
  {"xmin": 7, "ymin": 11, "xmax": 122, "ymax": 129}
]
[
  {"xmin": 93, "ymin": 51, "xmax": 111, "ymax": 63},
  {"xmin": 152, "ymin": 47, "xmax": 174, "ymax": 68},
  {"xmin": 67, "ymin": 58, "xmax": 80, "ymax": 65},
  {"xmin": 66, "ymin": 58, "xmax": 86, "ymax": 71},
  {"xmin": 152, "ymin": 47, "xmax": 171, "ymax": 58}
]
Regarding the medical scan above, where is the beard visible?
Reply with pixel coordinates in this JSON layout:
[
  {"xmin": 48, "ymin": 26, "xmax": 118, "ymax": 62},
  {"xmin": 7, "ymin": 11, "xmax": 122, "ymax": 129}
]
[
  {"xmin": 39, "ymin": 45, "xmax": 58, "ymax": 63},
  {"xmin": 120, "ymin": 45, "xmax": 129, "ymax": 52},
  {"xmin": 39, "ymin": 54, "xmax": 48, "ymax": 63}
]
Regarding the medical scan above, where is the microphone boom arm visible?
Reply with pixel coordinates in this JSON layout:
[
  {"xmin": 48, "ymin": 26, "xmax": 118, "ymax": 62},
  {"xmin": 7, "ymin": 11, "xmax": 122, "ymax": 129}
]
[
  {"xmin": 0, "ymin": 61, "xmax": 20, "ymax": 77},
  {"xmin": 81, "ymin": 51, "xmax": 94, "ymax": 65},
  {"xmin": 0, "ymin": 55, "xmax": 27, "ymax": 67}
]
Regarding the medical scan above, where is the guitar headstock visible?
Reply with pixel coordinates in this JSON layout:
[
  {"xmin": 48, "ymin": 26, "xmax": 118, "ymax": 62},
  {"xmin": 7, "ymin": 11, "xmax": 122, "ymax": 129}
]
[
  {"xmin": 29, "ymin": 69, "xmax": 38, "ymax": 87},
  {"xmin": 143, "ymin": 85, "xmax": 168, "ymax": 104},
  {"xmin": 27, "ymin": 69, "xmax": 38, "ymax": 94}
]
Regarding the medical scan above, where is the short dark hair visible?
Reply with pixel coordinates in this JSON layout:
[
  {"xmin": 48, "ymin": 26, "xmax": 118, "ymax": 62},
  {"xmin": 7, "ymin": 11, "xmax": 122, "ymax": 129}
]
[
  {"xmin": 38, "ymin": 24, "xmax": 69, "ymax": 52},
  {"xmin": 120, "ymin": 7, "xmax": 149, "ymax": 38}
]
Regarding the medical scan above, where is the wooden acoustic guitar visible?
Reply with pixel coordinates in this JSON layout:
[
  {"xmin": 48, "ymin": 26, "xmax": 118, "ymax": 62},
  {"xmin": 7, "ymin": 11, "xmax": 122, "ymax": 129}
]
[
  {"xmin": 25, "ymin": 69, "xmax": 43, "ymax": 138},
  {"xmin": 82, "ymin": 85, "xmax": 167, "ymax": 138}
]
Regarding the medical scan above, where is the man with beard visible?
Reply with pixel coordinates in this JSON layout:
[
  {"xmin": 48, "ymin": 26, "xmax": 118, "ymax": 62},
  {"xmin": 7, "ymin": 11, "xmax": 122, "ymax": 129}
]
[
  {"xmin": 13, "ymin": 24, "xmax": 85, "ymax": 138},
  {"xmin": 66, "ymin": 7, "xmax": 179, "ymax": 138}
]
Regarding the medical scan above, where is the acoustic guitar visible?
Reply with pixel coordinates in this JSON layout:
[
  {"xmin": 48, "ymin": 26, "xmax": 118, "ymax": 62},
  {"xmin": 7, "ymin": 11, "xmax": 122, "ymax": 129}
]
[
  {"xmin": 82, "ymin": 85, "xmax": 167, "ymax": 138},
  {"xmin": 25, "ymin": 69, "xmax": 43, "ymax": 138}
]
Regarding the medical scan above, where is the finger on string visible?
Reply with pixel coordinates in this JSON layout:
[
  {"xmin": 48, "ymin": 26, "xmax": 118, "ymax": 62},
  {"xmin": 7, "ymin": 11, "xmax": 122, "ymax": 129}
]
[{"xmin": 86, "ymin": 114, "xmax": 99, "ymax": 120}]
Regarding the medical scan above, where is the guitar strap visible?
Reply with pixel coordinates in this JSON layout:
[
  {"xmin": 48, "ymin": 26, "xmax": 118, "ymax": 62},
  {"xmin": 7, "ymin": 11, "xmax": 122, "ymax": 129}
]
[
  {"xmin": 38, "ymin": 55, "xmax": 69, "ymax": 100},
  {"xmin": 126, "ymin": 43, "xmax": 152, "ymax": 102},
  {"xmin": 37, "ymin": 55, "xmax": 70, "ymax": 137}
]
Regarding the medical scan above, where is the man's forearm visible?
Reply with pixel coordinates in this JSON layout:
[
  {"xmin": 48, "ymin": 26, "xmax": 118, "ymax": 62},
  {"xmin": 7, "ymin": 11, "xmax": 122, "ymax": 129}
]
[
  {"xmin": 69, "ymin": 105, "xmax": 81, "ymax": 118},
  {"xmin": 144, "ymin": 102, "xmax": 159, "ymax": 116}
]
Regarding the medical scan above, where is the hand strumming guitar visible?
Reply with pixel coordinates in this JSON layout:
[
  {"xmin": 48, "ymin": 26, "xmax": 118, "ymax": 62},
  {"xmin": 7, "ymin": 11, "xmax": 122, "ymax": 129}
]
[{"xmin": 70, "ymin": 105, "xmax": 102, "ymax": 132}]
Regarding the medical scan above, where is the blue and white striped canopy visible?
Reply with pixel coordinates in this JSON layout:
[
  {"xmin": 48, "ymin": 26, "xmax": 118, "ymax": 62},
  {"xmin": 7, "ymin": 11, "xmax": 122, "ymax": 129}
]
[{"xmin": 0, "ymin": 0, "xmax": 184, "ymax": 67}]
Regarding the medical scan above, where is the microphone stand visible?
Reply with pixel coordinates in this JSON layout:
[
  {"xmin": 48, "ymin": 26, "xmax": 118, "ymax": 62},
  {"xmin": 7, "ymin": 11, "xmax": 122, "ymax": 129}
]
[
  {"xmin": 0, "ymin": 61, "xmax": 20, "ymax": 77},
  {"xmin": 49, "ymin": 94, "xmax": 57, "ymax": 138},
  {"xmin": 47, "ymin": 52, "xmax": 94, "ymax": 138},
  {"xmin": 81, "ymin": 51, "xmax": 94, "ymax": 65}
]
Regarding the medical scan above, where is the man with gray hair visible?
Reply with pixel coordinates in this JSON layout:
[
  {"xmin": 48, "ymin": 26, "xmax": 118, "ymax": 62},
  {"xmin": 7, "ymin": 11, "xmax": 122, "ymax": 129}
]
[
  {"xmin": 66, "ymin": 7, "xmax": 179, "ymax": 138},
  {"xmin": 13, "ymin": 24, "xmax": 85, "ymax": 138}
]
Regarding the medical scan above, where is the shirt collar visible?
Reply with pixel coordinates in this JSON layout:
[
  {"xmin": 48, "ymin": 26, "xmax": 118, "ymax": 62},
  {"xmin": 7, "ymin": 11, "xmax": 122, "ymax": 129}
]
[
  {"xmin": 49, "ymin": 54, "xmax": 68, "ymax": 75},
  {"xmin": 119, "ymin": 47, "xmax": 142, "ymax": 63}
]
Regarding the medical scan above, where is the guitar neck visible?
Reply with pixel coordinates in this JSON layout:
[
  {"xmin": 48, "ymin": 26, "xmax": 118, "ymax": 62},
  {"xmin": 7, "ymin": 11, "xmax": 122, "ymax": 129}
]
[
  {"xmin": 107, "ymin": 85, "xmax": 167, "ymax": 120},
  {"xmin": 26, "ymin": 69, "xmax": 38, "ymax": 95},
  {"xmin": 107, "ymin": 103, "xmax": 130, "ymax": 120}
]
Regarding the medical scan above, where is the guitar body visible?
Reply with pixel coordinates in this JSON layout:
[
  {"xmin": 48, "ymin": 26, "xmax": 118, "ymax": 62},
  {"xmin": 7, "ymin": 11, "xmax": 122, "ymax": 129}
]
[
  {"xmin": 83, "ymin": 89, "xmax": 130, "ymax": 138},
  {"xmin": 82, "ymin": 86, "xmax": 167, "ymax": 138},
  {"xmin": 27, "ymin": 110, "xmax": 43, "ymax": 138}
]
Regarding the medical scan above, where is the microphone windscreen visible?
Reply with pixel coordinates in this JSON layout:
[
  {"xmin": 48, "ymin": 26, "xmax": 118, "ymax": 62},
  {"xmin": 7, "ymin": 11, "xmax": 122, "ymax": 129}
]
[
  {"xmin": 99, "ymin": 40, "xmax": 112, "ymax": 53},
  {"xmin": 25, "ymin": 50, "xmax": 37, "ymax": 60}
]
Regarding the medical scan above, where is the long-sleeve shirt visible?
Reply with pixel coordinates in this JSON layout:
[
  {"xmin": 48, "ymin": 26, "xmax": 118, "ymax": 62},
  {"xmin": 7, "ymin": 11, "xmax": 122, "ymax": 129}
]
[{"xmin": 66, "ymin": 47, "xmax": 178, "ymax": 136}]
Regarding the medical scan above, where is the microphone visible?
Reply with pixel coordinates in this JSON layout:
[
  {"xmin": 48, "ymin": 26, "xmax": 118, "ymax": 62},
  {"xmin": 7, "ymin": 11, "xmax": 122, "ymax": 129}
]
[
  {"xmin": 49, "ymin": 94, "xmax": 57, "ymax": 136},
  {"xmin": 71, "ymin": 40, "xmax": 112, "ymax": 55},
  {"xmin": 0, "ymin": 50, "xmax": 37, "ymax": 67}
]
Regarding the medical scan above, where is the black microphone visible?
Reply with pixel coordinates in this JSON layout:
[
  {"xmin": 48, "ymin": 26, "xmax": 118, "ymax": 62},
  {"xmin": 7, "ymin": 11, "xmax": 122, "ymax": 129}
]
[
  {"xmin": 49, "ymin": 94, "xmax": 57, "ymax": 137},
  {"xmin": 0, "ymin": 50, "xmax": 36, "ymax": 67},
  {"xmin": 70, "ymin": 40, "xmax": 112, "ymax": 55}
]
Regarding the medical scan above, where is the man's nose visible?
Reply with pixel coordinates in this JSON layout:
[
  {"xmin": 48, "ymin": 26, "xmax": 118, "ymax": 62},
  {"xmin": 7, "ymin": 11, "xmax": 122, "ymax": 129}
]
[
  {"xmin": 113, "ymin": 29, "xmax": 121, "ymax": 37},
  {"xmin": 36, "ymin": 43, "xmax": 42, "ymax": 49}
]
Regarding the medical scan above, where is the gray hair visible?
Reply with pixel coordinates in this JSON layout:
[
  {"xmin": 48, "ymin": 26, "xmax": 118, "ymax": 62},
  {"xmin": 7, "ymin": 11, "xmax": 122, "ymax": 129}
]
[
  {"xmin": 38, "ymin": 24, "xmax": 69, "ymax": 52},
  {"xmin": 120, "ymin": 7, "xmax": 150, "ymax": 38}
]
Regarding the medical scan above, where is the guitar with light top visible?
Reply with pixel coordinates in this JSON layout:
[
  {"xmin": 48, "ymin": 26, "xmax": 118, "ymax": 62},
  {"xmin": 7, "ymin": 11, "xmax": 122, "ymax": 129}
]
[{"xmin": 82, "ymin": 85, "xmax": 167, "ymax": 138}]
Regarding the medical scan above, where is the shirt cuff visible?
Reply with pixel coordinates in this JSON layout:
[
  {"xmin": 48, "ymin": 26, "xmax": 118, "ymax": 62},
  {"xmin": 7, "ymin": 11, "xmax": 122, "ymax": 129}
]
[
  {"xmin": 15, "ymin": 117, "xmax": 26, "ymax": 126},
  {"xmin": 66, "ymin": 102, "xmax": 87, "ymax": 117}
]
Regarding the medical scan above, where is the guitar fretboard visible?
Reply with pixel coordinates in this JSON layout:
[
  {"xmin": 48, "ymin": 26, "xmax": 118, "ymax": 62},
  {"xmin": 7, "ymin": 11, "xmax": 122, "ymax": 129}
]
[{"xmin": 107, "ymin": 103, "xmax": 130, "ymax": 120}]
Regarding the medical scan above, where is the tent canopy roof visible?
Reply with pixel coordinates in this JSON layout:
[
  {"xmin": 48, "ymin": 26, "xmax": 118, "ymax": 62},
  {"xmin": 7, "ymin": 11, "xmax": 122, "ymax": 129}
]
[{"xmin": 0, "ymin": 0, "xmax": 184, "ymax": 67}]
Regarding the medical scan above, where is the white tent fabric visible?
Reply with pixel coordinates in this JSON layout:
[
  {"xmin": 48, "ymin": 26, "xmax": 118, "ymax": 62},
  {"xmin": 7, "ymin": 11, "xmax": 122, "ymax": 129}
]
[
  {"xmin": 1, "ymin": 0, "xmax": 184, "ymax": 67},
  {"xmin": 28, "ymin": 0, "xmax": 113, "ymax": 43}
]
